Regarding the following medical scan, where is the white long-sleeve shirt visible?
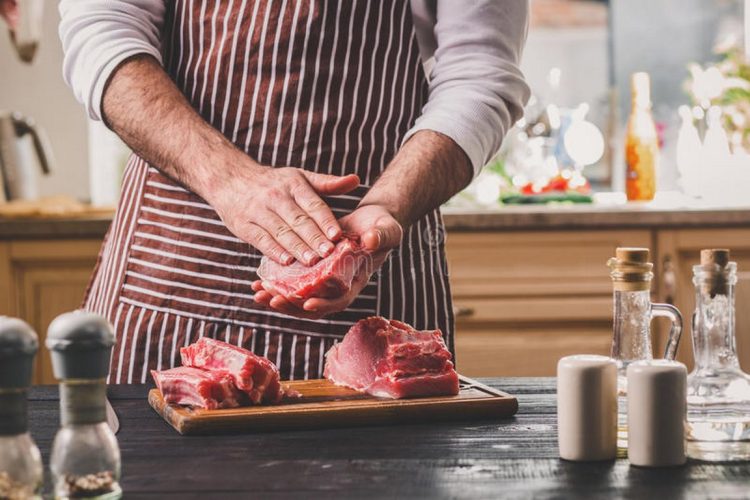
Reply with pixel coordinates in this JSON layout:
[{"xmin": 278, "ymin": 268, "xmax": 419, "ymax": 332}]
[{"xmin": 59, "ymin": 0, "xmax": 530, "ymax": 175}]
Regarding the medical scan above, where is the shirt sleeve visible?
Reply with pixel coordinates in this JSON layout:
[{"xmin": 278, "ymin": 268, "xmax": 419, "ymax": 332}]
[
  {"xmin": 404, "ymin": 0, "xmax": 531, "ymax": 177},
  {"xmin": 58, "ymin": 0, "xmax": 166, "ymax": 121}
]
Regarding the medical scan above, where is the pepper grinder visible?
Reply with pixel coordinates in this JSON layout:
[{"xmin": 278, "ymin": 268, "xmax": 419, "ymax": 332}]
[
  {"xmin": 46, "ymin": 311, "xmax": 122, "ymax": 500},
  {"xmin": 0, "ymin": 317, "xmax": 43, "ymax": 500}
]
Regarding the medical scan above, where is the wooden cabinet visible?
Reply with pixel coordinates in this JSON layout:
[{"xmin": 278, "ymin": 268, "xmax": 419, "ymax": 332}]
[
  {"xmin": 2, "ymin": 225, "xmax": 749, "ymax": 382},
  {"xmin": 655, "ymin": 229, "xmax": 750, "ymax": 372},
  {"xmin": 448, "ymin": 227, "xmax": 750, "ymax": 377},
  {"xmin": 447, "ymin": 230, "xmax": 651, "ymax": 376},
  {"xmin": 0, "ymin": 240, "xmax": 100, "ymax": 384}
]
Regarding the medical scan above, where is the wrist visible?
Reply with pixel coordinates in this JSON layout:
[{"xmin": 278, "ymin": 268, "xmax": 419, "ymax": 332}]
[
  {"xmin": 357, "ymin": 198, "xmax": 408, "ymax": 231},
  {"xmin": 192, "ymin": 146, "xmax": 265, "ymax": 206}
]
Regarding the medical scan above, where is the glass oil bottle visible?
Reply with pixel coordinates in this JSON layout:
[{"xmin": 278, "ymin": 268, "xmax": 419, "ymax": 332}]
[
  {"xmin": 0, "ymin": 317, "xmax": 43, "ymax": 500},
  {"xmin": 46, "ymin": 312, "xmax": 122, "ymax": 499},
  {"xmin": 608, "ymin": 248, "xmax": 683, "ymax": 448},
  {"xmin": 686, "ymin": 249, "xmax": 750, "ymax": 461}
]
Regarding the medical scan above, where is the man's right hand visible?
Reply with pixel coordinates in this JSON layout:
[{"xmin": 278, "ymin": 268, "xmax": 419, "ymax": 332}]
[
  {"xmin": 97, "ymin": 54, "xmax": 359, "ymax": 267},
  {"xmin": 207, "ymin": 164, "xmax": 359, "ymax": 266}
]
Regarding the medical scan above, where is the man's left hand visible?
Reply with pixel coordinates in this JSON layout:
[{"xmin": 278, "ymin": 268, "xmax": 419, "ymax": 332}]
[{"xmin": 252, "ymin": 204, "xmax": 403, "ymax": 319}]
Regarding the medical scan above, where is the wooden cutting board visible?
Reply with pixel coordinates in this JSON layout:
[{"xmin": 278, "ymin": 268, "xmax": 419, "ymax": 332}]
[{"xmin": 148, "ymin": 375, "xmax": 517, "ymax": 435}]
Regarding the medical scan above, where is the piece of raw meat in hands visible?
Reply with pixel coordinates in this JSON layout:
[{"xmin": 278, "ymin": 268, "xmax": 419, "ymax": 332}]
[{"xmin": 256, "ymin": 235, "xmax": 370, "ymax": 302}]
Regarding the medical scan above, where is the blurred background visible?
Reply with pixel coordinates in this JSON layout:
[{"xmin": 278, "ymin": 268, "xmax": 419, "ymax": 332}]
[
  {"xmin": 1, "ymin": 0, "xmax": 747, "ymax": 205},
  {"xmin": 2, "ymin": 0, "xmax": 750, "ymax": 383}
]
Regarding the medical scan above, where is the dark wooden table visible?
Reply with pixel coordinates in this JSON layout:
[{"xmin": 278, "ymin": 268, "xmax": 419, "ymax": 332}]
[{"xmin": 28, "ymin": 378, "xmax": 750, "ymax": 499}]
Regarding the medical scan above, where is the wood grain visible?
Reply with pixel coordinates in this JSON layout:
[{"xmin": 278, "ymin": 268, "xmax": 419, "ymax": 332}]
[
  {"xmin": 148, "ymin": 376, "xmax": 518, "ymax": 435},
  {"xmin": 27, "ymin": 379, "xmax": 750, "ymax": 498}
]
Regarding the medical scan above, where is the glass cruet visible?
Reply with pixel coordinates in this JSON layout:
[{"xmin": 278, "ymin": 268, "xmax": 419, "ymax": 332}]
[
  {"xmin": 686, "ymin": 249, "xmax": 750, "ymax": 461},
  {"xmin": 0, "ymin": 317, "xmax": 43, "ymax": 500},
  {"xmin": 607, "ymin": 247, "xmax": 683, "ymax": 448},
  {"xmin": 46, "ymin": 311, "xmax": 122, "ymax": 500}
]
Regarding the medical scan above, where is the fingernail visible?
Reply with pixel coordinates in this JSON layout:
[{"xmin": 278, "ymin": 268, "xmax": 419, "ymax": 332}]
[
  {"xmin": 281, "ymin": 252, "xmax": 293, "ymax": 264},
  {"xmin": 304, "ymin": 250, "xmax": 317, "ymax": 264},
  {"xmin": 327, "ymin": 228, "xmax": 338, "ymax": 239},
  {"xmin": 319, "ymin": 242, "xmax": 334, "ymax": 256}
]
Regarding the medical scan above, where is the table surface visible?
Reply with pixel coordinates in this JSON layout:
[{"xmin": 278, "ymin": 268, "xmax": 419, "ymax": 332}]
[{"xmin": 28, "ymin": 378, "xmax": 750, "ymax": 499}]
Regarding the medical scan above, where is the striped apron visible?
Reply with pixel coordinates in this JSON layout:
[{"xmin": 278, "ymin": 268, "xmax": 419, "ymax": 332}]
[{"xmin": 83, "ymin": 0, "xmax": 455, "ymax": 383}]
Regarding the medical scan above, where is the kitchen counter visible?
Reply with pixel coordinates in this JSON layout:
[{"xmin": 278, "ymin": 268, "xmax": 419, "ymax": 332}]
[
  {"xmin": 0, "ymin": 214, "xmax": 113, "ymax": 239},
  {"xmin": 3, "ymin": 203, "xmax": 750, "ymax": 240},
  {"xmin": 28, "ymin": 378, "xmax": 750, "ymax": 498},
  {"xmin": 442, "ymin": 203, "xmax": 750, "ymax": 231}
]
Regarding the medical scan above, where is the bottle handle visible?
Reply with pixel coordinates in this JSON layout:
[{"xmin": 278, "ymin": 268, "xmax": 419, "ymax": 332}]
[{"xmin": 651, "ymin": 302, "xmax": 683, "ymax": 360}]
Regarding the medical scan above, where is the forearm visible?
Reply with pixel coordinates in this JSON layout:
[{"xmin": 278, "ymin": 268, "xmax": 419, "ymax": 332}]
[
  {"xmin": 359, "ymin": 130, "xmax": 472, "ymax": 228},
  {"xmin": 101, "ymin": 54, "xmax": 260, "ymax": 201}
]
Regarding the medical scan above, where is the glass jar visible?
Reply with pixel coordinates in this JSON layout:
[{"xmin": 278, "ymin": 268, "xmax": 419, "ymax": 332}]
[
  {"xmin": 46, "ymin": 312, "xmax": 121, "ymax": 499},
  {"xmin": 0, "ymin": 317, "xmax": 43, "ymax": 499},
  {"xmin": 50, "ymin": 383, "xmax": 122, "ymax": 499},
  {"xmin": 686, "ymin": 250, "xmax": 750, "ymax": 461},
  {"xmin": 608, "ymin": 248, "xmax": 683, "ymax": 448}
]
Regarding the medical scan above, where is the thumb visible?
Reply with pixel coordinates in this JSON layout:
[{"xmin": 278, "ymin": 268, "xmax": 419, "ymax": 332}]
[
  {"xmin": 362, "ymin": 215, "xmax": 403, "ymax": 252},
  {"xmin": 303, "ymin": 171, "xmax": 360, "ymax": 196}
]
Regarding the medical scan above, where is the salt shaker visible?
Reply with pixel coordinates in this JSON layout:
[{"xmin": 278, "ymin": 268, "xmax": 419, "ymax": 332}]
[
  {"xmin": 557, "ymin": 355, "xmax": 618, "ymax": 461},
  {"xmin": 0, "ymin": 317, "xmax": 43, "ymax": 500},
  {"xmin": 46, "ymin": 311, "xmax": 122, "ymax": 499},
  {"xmin": 627, "ymin": 360, "xmax": 687, "ymax": 467}
]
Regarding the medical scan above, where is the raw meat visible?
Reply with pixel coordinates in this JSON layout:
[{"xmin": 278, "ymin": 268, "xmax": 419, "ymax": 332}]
[
  {"xmin": 151, "ymin": 366, "xmax": 243, "ymax": 410},
  {"xmin": 324, "ymin": 317, "xmax": 460, "ymax": 399},
  {"xmin": 256, "ymin": 235, "xmax": 370, "ymax": 302},
  {"xmin": 180, "ymin": 337, "xmax": 283, "ymax": 404}
]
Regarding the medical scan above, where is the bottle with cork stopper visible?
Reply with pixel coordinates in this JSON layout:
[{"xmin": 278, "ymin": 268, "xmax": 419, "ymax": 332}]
[
  {"xmin": 46, "ymin": 311, "xmax": 122, "ymax": 499},
  {"xmin": 607, "ymin": 247, "xmax": 683, "ymax": 447},
  {"xmin": 0, "ymin": 317, "xmax": 43, "ymax": 500},
  {"xmin": 686, "ymin": 249, "xmax": 750, "ymax": 461}
]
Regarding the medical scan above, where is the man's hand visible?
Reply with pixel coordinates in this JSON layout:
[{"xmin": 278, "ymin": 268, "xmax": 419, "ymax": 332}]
[
  {"xmin": 208, "ymin": 164, "xmax": 359, "ymax": 266},
  {"xmin": 0, "ymin": 0, "xmax": 18, "ymax": 30},
  {"xmin": 252, "ymin": 204, "xmax": 402, "ymax": 319},
  {"xmin": 100, "ymin": 55, "xmax": 360, "ymax": 266}
]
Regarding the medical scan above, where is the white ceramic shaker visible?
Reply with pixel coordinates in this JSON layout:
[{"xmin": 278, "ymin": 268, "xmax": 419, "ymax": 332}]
[
  {"xmin": 627, "ymin": 360, "xmax": 687, "ymax": 467},
  {"xmin": 557, "ymin": 355, "xmax": 618, "ymax": 461}
]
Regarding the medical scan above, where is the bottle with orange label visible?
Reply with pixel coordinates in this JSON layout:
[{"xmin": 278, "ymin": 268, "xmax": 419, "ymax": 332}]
[{"xmin": 625, "ymin": 72, "xmax": 658, "ymax": 201}]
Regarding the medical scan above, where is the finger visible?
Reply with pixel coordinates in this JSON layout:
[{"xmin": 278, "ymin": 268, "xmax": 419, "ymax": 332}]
[
  {"xmin": 251, "ymin": 280, "xmax": 264, "ymax": 292},
  {"xmin": 270, "ymin": 295, "xmax": 322, "ymax": 320},
  {"xmin": 362, "ymin": 215, "xmax": 403, "ymax": 251},
  {"xmin": 243, "ymin": 223, "xmax": 293, "ymax": 265},
  {"xmin": 303, "ymin": 270, "xmax": 368, "ymax": 313},
  {"xmin": 302, "ymin": 295, "xmax": 350, "ymax": 314},
  {"xmin": 302, "ymin": 171, "xmax": 360, "ymax": 196},
  {"xmin": 252, "ymin": 290, "xmax": 274, "ymax": 306},
  {"xmin": 275, "ymin": 199, "xmax": 333, "ymax": 260},
  {"xmin": 292, "ymin": 183, "xmax": 344, "ymax": 242},
  {"xmin": 264, "ymin": 211, "xmax": 320, "ymax": 265}
]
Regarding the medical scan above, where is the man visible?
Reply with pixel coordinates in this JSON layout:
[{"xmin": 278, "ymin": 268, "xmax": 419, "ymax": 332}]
[{"xmin": 59, "ymin": 0, "xmax": 529, "ymax": 383}]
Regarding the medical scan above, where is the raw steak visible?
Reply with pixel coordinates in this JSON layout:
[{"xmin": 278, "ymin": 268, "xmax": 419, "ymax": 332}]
[
  {"xmin": 180, "ymin": 337, "xmax": 283, "ymax": 404},
  {"xmin": 324, "ymin": 317, "xmax": 460, "ymax": 399},
  {"xmin": 256, "ymin": 235, "xmax": 369, "ymax": 302},
  {"xmin": 151, "ymin": 366, "xmax": 243, "ymax": 410}
]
